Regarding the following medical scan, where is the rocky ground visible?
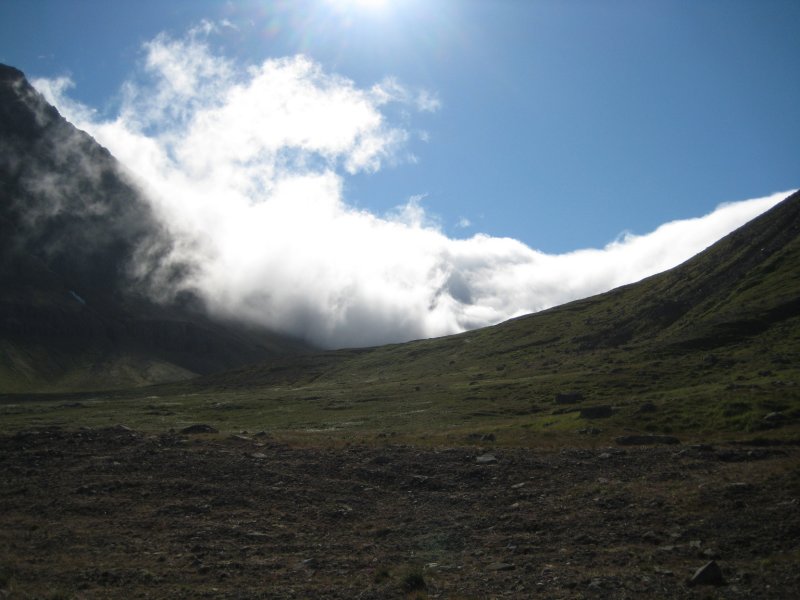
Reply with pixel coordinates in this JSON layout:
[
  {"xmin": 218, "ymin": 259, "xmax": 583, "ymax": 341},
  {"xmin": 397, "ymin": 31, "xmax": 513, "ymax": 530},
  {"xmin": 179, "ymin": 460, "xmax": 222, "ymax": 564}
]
[{"xmin": 1, "ymin": 426, "xmax": 799, "ymax": 599}]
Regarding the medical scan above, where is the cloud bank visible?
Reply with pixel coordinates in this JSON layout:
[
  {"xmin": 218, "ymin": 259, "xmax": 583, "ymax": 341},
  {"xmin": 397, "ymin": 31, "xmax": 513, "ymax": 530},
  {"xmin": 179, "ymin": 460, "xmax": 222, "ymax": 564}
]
[{"xmin": 34, "ymin": 29, "xmax": 791, "ymax": 348}]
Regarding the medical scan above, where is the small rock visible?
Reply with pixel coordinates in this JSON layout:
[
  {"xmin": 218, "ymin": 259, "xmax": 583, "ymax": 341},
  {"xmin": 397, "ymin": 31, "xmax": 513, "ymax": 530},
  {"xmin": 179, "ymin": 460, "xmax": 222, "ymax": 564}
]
[
  {"xmin": 578, "ymin": 427, "xmax": 602, "ymax": 435},
  {"xmin": 476, "ymin": 453, "xmax": 498, "ymax": 464},
  {"xmin": 726, "ymin": 482, "xmax": 754, "ymax": 493},
  {"xmin": 555, "ymin": 392, "xmax": 583, "ymax": 405},
  {"xmin": 689, "ymin": 560, "xmax": 725, "ymax": 586},
  {"xmin": 642, "ymin": 530, "xmax": 660, "ymax": 543},
  {"xmin": 580, "ymin": 405, "xmax": 613, "ymax": 419},
  {"xmin": 763, "ymin": 412, "xmax": 787, "ymax": 423},
  {"xmin": 689, "ymin": 444, "xmax": 714, "ymax": 452},
  {"xmin": 180, "ymin": 424, "xmax": 218, "ymax": 434},
  {"xmin": 598, "ymin": 452, "xmax": 613, "ymax": 460},
  {"xmin": 615, "ymin": 434, "xmax": 680, "ymax": 446},
  {"xmin": 487, "ymin": 562, "xmax": 515, "ymax": 571},
  {"xmin": 587, "ymin": 578, "xmax": 603, "ymax": 590},
  {"xmin": 637, "ymin": 402, "xmax": 657, "ymax": 413}
]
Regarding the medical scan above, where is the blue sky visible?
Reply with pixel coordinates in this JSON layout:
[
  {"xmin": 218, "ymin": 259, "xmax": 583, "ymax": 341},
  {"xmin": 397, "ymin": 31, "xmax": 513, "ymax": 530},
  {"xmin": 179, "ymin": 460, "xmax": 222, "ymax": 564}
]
[
  {"xmin": 1, "ymin": 0, "xmax": 798, "ymax": 346},
  {"xmin": 3, "ymin": 0, "xmax": 797, "ymax": 252}
]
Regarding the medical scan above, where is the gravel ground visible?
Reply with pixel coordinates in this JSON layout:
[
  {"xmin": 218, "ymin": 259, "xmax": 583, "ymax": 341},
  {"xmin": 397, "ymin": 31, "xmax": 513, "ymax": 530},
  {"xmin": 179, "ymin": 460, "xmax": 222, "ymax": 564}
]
[{"xmin": 1, "ymin": 426, "xmax": 799, "ymax": 599}]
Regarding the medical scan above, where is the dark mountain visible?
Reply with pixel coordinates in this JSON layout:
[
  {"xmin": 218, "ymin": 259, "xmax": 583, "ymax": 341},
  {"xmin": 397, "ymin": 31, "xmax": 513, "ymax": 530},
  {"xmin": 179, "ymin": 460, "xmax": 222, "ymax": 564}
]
[{"xmin": 0, "ymin": 64, "xmax": 311, "ymax": 392}]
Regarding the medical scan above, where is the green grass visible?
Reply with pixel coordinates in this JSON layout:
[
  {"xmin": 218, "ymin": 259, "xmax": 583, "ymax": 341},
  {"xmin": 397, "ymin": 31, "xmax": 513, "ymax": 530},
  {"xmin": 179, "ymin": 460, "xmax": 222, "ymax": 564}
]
[{"xmin": 2, "ymin": 193, "xmax": 800, "ymax": 445}]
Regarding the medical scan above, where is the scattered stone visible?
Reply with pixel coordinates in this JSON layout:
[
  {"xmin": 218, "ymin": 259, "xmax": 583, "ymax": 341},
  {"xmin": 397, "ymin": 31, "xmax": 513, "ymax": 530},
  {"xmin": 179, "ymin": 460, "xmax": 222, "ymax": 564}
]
[
  {"xmin": 555, "ymin": 392, "xmax": 583, "ymax": 405},
  {"xmin": 246, "ymin": 531, "xmax": 269, "ymax": 538},
  {"xmin": 180, "ymin": 424, "xmax": 218, "ymax": 434},
  {"xmin": 476, "ymin": 453, "xmax": 498, "ymax": 464},
  {"xmin": 580, "ymin": 405, "xmax": 613, "ymax": 419},
  {"xmin": 469, "ymin": 432, "xmax": 496, "ymax": 442},
  {"xmin": 3, "ymin": 423, "xmax": 795, "ymax": 597},
  {"xmin": 641, "ymin": 530, "xmax": 660, "ymax": 543},
  {"xmin": 253, "ymin": 431, "xmax": 270, "ymax": 437},
  {"xmin": 689, "ymin": 444, "xmax": 714, "ymax": 452},
  {"xmin": 763, "ymin": 412, "xmax": 787, "ymax": 423},
  {"xmin": 637, "ymin": 401, "xmax": 657, "ymax": 413},
  {"xmin": 725, "ymin": 482, "xmax": 754, "ymax": 494},
  {"xmin": 487, "ymin": 562, "xmax": 515, "ymax": 571},
  {"xmin": 615, "ymin": 434, "xmax": 680, "ymax": 446},
  {"xmin": 578, "ymin": 427, "xmax": 602, "ymax": 435},
  {"xmin": 227, "ymin": 434, "xmax": 252, "ymax": 443},
  {"xmin": 109, "ymin": 424, "xmax": 133, "ymax": 433},
  {"xmin": 688, "ymin": 560, "xmax": 725, "ymax": 586}
]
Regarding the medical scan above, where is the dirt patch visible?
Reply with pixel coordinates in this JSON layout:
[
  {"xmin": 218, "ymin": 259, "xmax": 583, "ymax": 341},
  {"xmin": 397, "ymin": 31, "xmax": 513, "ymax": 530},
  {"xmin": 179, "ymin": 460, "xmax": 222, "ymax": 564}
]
[{"xmin": 1, "ymin": 427, "xmax": 799, "ymax": 598}]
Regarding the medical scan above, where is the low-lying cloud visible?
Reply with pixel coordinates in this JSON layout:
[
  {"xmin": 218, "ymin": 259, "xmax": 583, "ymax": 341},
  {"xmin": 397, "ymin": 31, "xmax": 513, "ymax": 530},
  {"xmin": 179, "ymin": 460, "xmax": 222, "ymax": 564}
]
[{"xmin": 34, "ymin": 29, "xmax": 791, "ymax": 348}]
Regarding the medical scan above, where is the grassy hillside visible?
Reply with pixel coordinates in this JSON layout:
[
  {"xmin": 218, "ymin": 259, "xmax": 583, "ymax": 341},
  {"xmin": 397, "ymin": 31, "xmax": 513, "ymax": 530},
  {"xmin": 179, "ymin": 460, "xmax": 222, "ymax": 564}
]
[{"xmin": 2, "ymin": 191, "xmax": 798, "ymax": 444}]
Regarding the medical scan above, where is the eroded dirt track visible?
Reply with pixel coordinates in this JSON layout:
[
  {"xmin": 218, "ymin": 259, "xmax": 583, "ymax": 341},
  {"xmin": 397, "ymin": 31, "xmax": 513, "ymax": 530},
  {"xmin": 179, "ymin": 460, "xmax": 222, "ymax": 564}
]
[{"xmin": 1, "ymin": 427, "xmax": 799, "ymax": 599}]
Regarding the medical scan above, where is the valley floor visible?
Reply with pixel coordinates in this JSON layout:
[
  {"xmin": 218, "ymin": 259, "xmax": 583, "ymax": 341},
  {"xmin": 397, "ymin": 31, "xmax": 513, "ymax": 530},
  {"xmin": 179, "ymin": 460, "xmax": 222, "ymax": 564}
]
[{"xmin": 1, "ymin": 427, "xmax": 799, "ymax": 599}]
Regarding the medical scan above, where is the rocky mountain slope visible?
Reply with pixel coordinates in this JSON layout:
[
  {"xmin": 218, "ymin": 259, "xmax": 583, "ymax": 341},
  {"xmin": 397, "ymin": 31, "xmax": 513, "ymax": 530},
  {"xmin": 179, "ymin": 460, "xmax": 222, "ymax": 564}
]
[{"xmin": 0, "ymin": 64, "xmax": 311, "ymax": 392}]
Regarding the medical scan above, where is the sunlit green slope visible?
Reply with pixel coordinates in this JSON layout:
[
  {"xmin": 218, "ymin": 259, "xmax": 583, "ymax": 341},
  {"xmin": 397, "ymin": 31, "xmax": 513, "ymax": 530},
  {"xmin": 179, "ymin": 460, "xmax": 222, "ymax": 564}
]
[{"xmin": 175, "ymin": 190, "xmax": 800, "ymax": 441}]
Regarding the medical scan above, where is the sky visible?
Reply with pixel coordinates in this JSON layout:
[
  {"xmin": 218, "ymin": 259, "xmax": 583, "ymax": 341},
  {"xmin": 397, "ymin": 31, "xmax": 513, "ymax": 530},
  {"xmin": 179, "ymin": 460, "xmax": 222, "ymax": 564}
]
[{"xmin": 1, "ymin": 0, "xmax": 798, "ymax": 347}]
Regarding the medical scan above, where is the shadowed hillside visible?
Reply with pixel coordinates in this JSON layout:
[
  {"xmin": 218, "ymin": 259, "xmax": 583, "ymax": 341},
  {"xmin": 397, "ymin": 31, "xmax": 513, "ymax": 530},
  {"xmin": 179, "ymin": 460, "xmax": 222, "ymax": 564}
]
[{"xmin": 0, "ymin": 64, "xmax": 312, "ymax": 392}]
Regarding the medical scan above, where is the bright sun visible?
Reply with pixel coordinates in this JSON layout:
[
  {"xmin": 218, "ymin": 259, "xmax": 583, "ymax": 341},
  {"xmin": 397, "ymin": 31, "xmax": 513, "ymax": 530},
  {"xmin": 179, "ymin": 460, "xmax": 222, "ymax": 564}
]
[{"xmin": 331, "ymin": 0, "xmax": 389, "ymax": 10}]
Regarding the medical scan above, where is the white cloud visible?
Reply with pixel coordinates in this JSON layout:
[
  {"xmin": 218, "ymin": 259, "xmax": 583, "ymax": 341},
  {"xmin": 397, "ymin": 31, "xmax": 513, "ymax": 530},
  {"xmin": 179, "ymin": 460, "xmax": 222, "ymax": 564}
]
[
  {"xmin": 35, "ymin": 30, "xmax": 793, "ymax": 348},
  {"xmin": 33, "ymin": 75, "xmax": 97, "ymax": 125},
  {"xmin": 456, "ymin": 216, "xmax": 471, "ymax": 228},
  {"xmin": 415, "ymin": 90, "xmax": 441, "ymax": 112}
]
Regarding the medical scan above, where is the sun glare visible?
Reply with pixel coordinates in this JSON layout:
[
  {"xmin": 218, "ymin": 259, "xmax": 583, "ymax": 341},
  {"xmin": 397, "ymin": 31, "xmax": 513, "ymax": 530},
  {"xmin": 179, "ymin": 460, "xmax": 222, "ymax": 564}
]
[{"xmin": 330, "ymin": 0, "xmax": 389, "ymax": 11}]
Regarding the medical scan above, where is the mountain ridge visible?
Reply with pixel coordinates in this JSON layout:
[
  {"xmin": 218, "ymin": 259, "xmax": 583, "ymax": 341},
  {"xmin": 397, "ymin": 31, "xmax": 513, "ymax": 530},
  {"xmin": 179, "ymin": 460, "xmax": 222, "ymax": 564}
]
[
  {"xmin": 0, "ymin": 63, "xmax": 313, "ymax": 392},
  {"xmin": 200, "ymin": 189, "xmax": 800, "ymax": 381}
]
